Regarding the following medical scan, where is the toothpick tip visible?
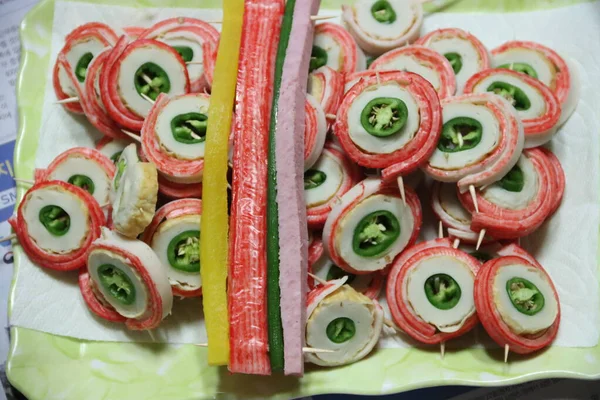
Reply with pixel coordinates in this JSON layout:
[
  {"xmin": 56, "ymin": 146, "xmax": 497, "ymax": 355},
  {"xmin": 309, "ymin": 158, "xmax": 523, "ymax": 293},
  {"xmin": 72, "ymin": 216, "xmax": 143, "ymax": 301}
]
[
  {"xmin": 476, "ymin": 229, "xmax": 486, "ymax": 250},
  {"xmin": 504, "ymin": 344, "xmax": 509, "ymax": 363}
]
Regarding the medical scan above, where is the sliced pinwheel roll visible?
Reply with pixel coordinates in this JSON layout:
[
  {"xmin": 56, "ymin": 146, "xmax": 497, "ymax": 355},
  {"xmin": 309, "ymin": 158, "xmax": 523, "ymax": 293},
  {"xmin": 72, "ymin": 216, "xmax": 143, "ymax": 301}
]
[
  {"xmin": 96, "ymin": 137, "xmax": 132, "ymax": 164},
  {"xmin": 492, "ymin": 40, "xmax": 579, "ymax": 125},
  {"xmin": 333, "ymin": 70, "xmax": 442, "ymax": 182},
  {"xmin": 304, "ymin": 94, "xmax": 328, "ymax": 170},
  {"xmin": 111, "ymin": 144, "xmax": 158, "ymax": 238},
  {"xmin": 386, "ymin": 238, "xmax": 480, "ymax": 344},
  {"xmin": 416, "ymin": 28, "xmax": 490, "ymax": 94},
  {"xmin": 142, "ymin": 199, "xmax": 202, "ymax": 297},
  {"xmin": 464, "ymin": 68, "xmax": 561, "ymax": 148},
  {"xmin": 80, "ymin": 228, "xmax": 173, "ymax": 330},
  {"xmin": 138, "ymin": 17, "xmax": 220, "ymax": 93},
  {"xmin": 53, "ymin": 23, "xmax": 118, "ymax": 113},
  {"xmin": 311, "ymin": 22, "xmax": 367, "ymax": 75},
  {"xmin": 305, "ymin": 278, "xmax": 384, "ymax": 367},
  {"xmin": 342, "ymin": 0, "xmax": 423, "ymax": 56},
  {"xmin": 9, "ymin": 181, "xmax": 105, "ymax": 271},
  {"xmin": 370, "ymin": 45, "xmax": 457, "ymax": 99},
  {"xmin": 308, "ymin": 66, "xmax": 344, "ymax": 124},
  {"xmin": 323, "ymin": 177, "xmax": 422, "ymax": 274},
  {"xmin": 157, "ymin": 176, "xmax": 203, "ymax": 199},
  {"xmin": 423, "ymin": 93, "xmax": 524, "ymax": 193},
  {"xmin": 475, "ymin": 244, "xmax": 560, "ymax": 354}
]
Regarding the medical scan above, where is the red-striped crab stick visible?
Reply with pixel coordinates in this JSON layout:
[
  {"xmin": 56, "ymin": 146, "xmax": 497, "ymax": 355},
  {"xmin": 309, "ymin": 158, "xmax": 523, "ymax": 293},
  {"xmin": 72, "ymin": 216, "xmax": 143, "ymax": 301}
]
[
  {"xmin": 304, "ymin": 94, "xmax": 328, "ymax": 170},
  {"xmin": 310, "ymin": 22, "xmax": 367, "ymax": 75},
  {"xmin": 308, "ymin": 66, "xmax": 344, "ymax": 125}
]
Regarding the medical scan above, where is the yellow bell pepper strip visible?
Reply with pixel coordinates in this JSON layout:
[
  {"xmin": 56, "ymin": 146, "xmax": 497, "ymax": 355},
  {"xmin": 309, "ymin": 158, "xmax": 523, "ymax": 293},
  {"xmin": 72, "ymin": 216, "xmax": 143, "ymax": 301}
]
[{"xmin": 199, "ymin": 0, "xmax": 244, "ymax": 366}]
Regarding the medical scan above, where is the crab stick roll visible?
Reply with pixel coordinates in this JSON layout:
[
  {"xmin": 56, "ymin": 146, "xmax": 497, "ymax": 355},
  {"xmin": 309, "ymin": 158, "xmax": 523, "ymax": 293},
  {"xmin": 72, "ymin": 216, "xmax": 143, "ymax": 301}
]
[
  {"xmin": 111, "ymin": 144, "xmax": 158, "ymax": 238},
  {"xmin": 138, "ymin": 18, "xmax": 220, "ymax": 93},
  {"xmin": 458, "ymin": 148, "xmax": 563, "ymax": 239},
  {"xmin": 82, "ymin": 228, "xmax": 173, "ymax": 330},
  {"xmin": 53, "ymin": 23, "xmax": 118, "ymax": 113},
  {"xmin": 304, "ymin": 94, "xmax": 328, "ymax": 170},
  {"xmin": 157, "ymin": 176, "xmax": 203, "ymax": 199},
  {"xmin": 475, "ymin": 250, "xmax": 560, "ymax": 354},
  {"xmin": 102, "ymin": 38, "xmax": 190, "ymax": 132},
  {"xmin": 96, "ymin": 137, "xmax": 132, "ymax": 164},
  {"xmin": 323, "ymin": 177, "xmax": 422, "ymax": 274},
  {"xmin": 386, "ymin": 238, "xmax": 480, "ymax": 344},
  {"xmin": 370, "ymin": 45, "xmax": 456, "ymax": 99},
  {"xmin": 9, "ymin": 181, "xmax": 105, "ymax": 271},
  {"xmin": 464, "ymin": 69, "xmax": 561, "ymax": 148},
  {"xmin": 308, "ymin": 66, "xmax": 344, "ymax": 122},
  {"xmin": 35, "ymin": 147, "xmax": 115, "ymax": 208},
  {"xmin": 123, "ymin": 26, "xmax": 145, "ymax": 39},
  {"xmin": 142, "ymin": 199, "xmax": 202, "ymax": 297},
  {"xmin": 333, "ymin": 70, "xmax": 442, "ymax": 181},
  {"xmin": 423, "ymin": 93, "xmax": 524, "ymax": 193},
  {"xmin": 305, "ymin": 279, "xmax": 384, "ymax": 367},
  {"xmin": 311, "ymin": 22, "xmax": 367, "ymax": 75},
  {"xmin": 201, "ymin": 40, "xmax": 218, "ymax": 89},
  {"xmin": 492, "ymin": 41, "xmax": 578, "ymax": 125}
]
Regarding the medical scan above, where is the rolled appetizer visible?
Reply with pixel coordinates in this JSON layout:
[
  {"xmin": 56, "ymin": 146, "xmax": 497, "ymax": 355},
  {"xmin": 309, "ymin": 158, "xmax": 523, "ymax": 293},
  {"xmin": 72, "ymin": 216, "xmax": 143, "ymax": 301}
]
[
  {"xmin": 304, "ymin": 94, "xmax": 328, "ymax": 170},
  {"xmin": 416, "ymin": 28, "xmax": 490, "ymax": 94},
  {"xmin": 342, "ymin": 0, "xmax": 423, "ymax": 56},
  {"xmin": 305, "ymin": 278, "xmax": 384, "ymax": 367},
  {"xmin": 369, "ymin": 45, "xmax": 457, "ymax": 99},
  {"xmin": 463, "ymin": 68, "xmax": 561, "ymax": 148},
  {"xmin": 201, "ymin": 40, "xmax": 217, "ymax": 89},
  {"xmin": 9, "ymin": 181, "xmax": 105, "ymax": 271},
  {"xmin": 53, "ymin": 23, "xmax": 118, "ymax": 113},
  {"xmin": 111, "ymin": 144, "xmax": 158, "ymax": 238},
  {"xmin": 308, "ymin": 66, "xmax": 344, "ymax": 124},
  {"xmin": 492, "ymin": 40, "xmax": 579, "ymax": 125},
  {"xmin": 80, "ymin": 228, "xmax": 173, "ymax": 330},
  {"xmin": 142, "ymin": 199, "xmax": 202, "ymax": 297},
  {"xmin": 96, "ymin": 137, "xmax": 131, "ymax": 164},
  {"xmin": 35, "ymin": 147, "xmax": 115, "ymax": 207},
  {"xmin": 138, "ymin": 17, "xmax": 220, "ymax": 93},
  {"xmin": 323, "ymin": 177, "xmax": 422, "ymax": 274},
  {"xmin": 101, "ymin": 37, "xmax": 190, "ymax": 132},
  {"xmin": 422, "ymin": 93, "xmax": 524, "ymax": 193},
  {"xmin": 311, "ymin": 22, "xmax": 367, "ymax": 75},
  {"xmin": 475, "ymin": 245, "xmax": 560, "ymax": 354},
  {"xmin": 157, "ymin": 175, "xmax": 203, "ymax": 199},
  {"xmin": 457, "ymin": 148, "xmax": 565, "ymax": 239},
  {"xmin": 306, "ymin": 143, "xmax": 361, "ymax": 229},
  {"xmin": 386, "ymin": 238, "xmax": 480, "ymax": 344},
  {"xmin": 333, "ymin": 70, "xmax": 442, "ymax": 182}
]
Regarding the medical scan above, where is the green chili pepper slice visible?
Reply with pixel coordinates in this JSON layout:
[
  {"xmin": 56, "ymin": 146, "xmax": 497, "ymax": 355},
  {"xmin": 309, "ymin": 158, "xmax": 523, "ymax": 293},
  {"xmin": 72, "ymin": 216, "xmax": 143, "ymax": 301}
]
[
  {"xmin": 437, "ymin": 117, "xmax": 483, "ymax": 153},
  {"xmin": 506, "ymin": 277, "xmax": 544, "ymax": 316},
  {"xmin": 170, "ymin": 112, "xmax": 207, "ymax": 144},
  {"xmin": 326, "ymin": 317, "xmax": 356, "ymax": 343},
  {"xmin": 444, "ymin": 52, "xmax": 463, "ymax": 74},
  {"xmin": 134, "ymin": 62, "xmax": 171, "ymax": 101},
  {"xmin": 166, "ymin": 230, "xmax": 200, "ymax": 273},
  {"xmin": 499, "ymin": 164, "xmax": 524, "ymax": 192},
  {"xmin": 309, "ymin": 45, "xmax": 328, "ymax": 73},
  {"xmin": 172, "ymin": 46, "xmax": 193, "ymax": 63},
  {"xmin": 498, "ymin": 62, "xmax": 538, "ymax": 79},
  {"xmin": 114, "ymin": 156, "xmax": 127, "ymax": 192},
  {"xmin": 487, "ymin": 81, "xmax": 531, "ymax": 111},
  {"xmin": 110, "ymin": 151, "xmax": 123, "ymax": 164},
  {"xmin": 304, "ymin": 169, "xmax": 327, "ymax": 190},
  {"xmin": 326, "ymin": 264, "xmax": 356, "ymax": 284},
  {"xmin": 370, "ymin": 0, "xmax": 397, "ymax": 24},
  {"xmin": 469, "ymin": 251, "xmax": 493, "ymax": 263},
  {"xmin": 75, "ymin": 52, "xmax": 94, "ymax": 83},
  {"xmin": 352, "ymin": 210, "xmax": 401, "ymax": 258},
  {"xmin": 97, "ymin": 264, "xmax": 136, "ymax": 305},
  {"xmin": 366, "ymin": 56, "xmax": 378, "ymax": 69},
  {"xmin": 68, "ymin": 174, "xmax": 95, "ymax": 195},
  {"xmin": 360, "ymin": 97, "xmax": 408, "ymax": 138},
  {"xmin": 424, "ymin": 273, "xmax": 462, "ymax": 310},
  {"xmin": 38, "ymin": 205, "xmax": 70, "ymax": 236}
]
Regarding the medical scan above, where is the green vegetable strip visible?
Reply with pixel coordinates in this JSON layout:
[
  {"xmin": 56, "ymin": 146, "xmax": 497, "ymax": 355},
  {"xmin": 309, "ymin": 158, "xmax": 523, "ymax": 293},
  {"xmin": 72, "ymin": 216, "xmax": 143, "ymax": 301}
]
[{"xmin": 267, "ymin": 0, "xmax": 295, "ymax": 372}]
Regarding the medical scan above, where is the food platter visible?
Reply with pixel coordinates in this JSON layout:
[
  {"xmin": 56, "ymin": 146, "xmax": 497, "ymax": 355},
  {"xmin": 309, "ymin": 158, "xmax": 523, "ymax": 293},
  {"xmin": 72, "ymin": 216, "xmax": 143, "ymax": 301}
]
[{"xmin": 7, "ymin": 0, "xmax": 600, "ymax": 399}]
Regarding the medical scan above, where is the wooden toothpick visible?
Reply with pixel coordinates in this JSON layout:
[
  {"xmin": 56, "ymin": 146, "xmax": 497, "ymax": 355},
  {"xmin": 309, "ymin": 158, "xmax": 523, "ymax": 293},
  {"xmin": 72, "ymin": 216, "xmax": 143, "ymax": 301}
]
[
  {"xmin": 469, "ymin": 185, "xmax": 479, "ymax": 213},
  {"xmin": 55, "ymin": 97, "xmax": 79, "ymax": 104},
  {"xmin": 476, "ymin": 229, "xmax": 486, "ymax": 250},
  {"xmin": 397, "ymin": 176, "xmax": 406, "ymax": 205}
]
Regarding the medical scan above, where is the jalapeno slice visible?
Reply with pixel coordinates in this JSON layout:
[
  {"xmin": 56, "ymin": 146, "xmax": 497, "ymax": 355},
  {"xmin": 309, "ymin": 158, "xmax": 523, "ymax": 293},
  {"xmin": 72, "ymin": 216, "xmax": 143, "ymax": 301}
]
[
  {"xmin": 437, "ymin": 117, "xmax": 483, "ymax": 153},
  {"xmin": 309, "ymin": 45, "xmax": 328, "ymax": 73},
  {"xmin": 172, "ymin": 46, "xmax": 194, "ymax": 63},
  {"xmin": 444, "ymin": 52, "xmax": 463, "ymax": 74},
  {"xmin": 487, "ymin": 81, "xmax": 531, "ymax": 111},
  {"xmin": 304, "ymin": 169, "xmax": 327, "ymax": 190},
  {"xmin": 326, "ymin": 264, "xmax": 356, "ymax": 284},
  {"xmin": 68, "ymin": 174, "xmax": 95, "ymax": 195},
  {"xmin": 352, "ymin": 210, "xmax": 400, "ymax": 257},
  {"xmin": 366, "ymin": 56, "xmax": 377, "ymax": 69},
  {"xmin": 114, "ymin": 156, "xmax": 127, "ymax": 192},
  {"xmin": 167, "ymin": 230, "xmax": 200, "ymax": 273},
  {"xmin": 370, "ymin": 0, "xmax": 397, "ymax": 24},
  {"xmin": 38, "ymin": 205, "xmax": 71, "ymax": 236},
  {"xmin": 326, "ymin": 317, "xmax": 356, "ymax": 343},
  {"xmin": 97, "ymin": 264, "xmax": 136, "ymax": 305},
  {"xmin": 424, "ymin": 273, "xmax": 461, "ymax": 310},
  {"xmin": 134, "ymin": 62, "xmax": 171, "ymax": 101},
  {"xmin": 75, "ymin": 52, "xmax": 94, "ymax": 83},
  {"xmin": 469, "ymin": 251, "xmax": 493, "ymax": 263},
  {"xmin": 170, "ymin": 112, "xmax": 207, "ymax": 144},
  {"xmin": 498, "ymin": 164, "xmax": 524, "ymax": 192},
  {"xmin": 360, "ymin": 97, "xmax": 408, "ymax": 138},
  {"xmin": 498, "ymin": 62, "xmax": 538, "ymax": 79},
  {"xmin": 506, "ymin": 277, "xmax": 544, "ymax": 316},
  {"xmin": 110, "ymin": 151, "xmax": 123, "ymax": 164}
]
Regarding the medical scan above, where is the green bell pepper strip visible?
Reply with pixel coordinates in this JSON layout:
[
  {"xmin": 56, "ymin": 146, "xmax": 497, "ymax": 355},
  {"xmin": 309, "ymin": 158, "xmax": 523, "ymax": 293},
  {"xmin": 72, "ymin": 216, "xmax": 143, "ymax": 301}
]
[
  {"xmin": 360, "ymin": 97, "xmax": 408, "ymax": 137},
  {"xmin": 172, "ymin": 46, "xmax": 194, "ymax": 63},
  {"xmin": 170, "ymin": 112, "xmax": 208, "ymax": 144},
  {"xmin": 68, "ymin": 174, "xmax": 95, "ymax": 195},
  {"xmin": 487, "ymin": 81, "xmax": 531, "ymax": 111},
  {"xmin": 352, "ymin": 210, "xmax": 401, "ymax": 258},
  {"xmin": 444, "ymin": 52, "xmax": 463, "ymax": 74},
  {"xmin": 437, "ymin": 116, "xmax": 483, "ymax": 153},
  {"xmin": 97, "ymin": 264, "xmax": 136, "ymax": 305},
  {"xmin": 134, "ymin": 62, "xmax": 171, "ymax": 101},
  {"xmin": 326, "ymin": 317, "xmax": 356, "ymax": 343},
  {"xmin": 309, "ymin": 45, "xmax": 328, "ymax": 72},
  {"xmin": 371, "ymin": 0, "xmax": 397, "ymax": 24},
  {"xmin": 424, "ymin": 273, "xmax": 462, "ymax": 310},
  {"xmin": 75, "ymin": 52, "xmax": 94, "ymax": 83},
  {"xmin": 506, "ymin": 277, "xmax": 545, "ymax": 315},
  {"xmin": 167, "ymin": 230, "xmax": 201, "ymax": 273},
  {"xmin": 304, "ymin": 169, "xmax": 327, "ymax": 190},
  {"xmin": 39, "ymin": 205, "xmax": 70, "ymax": 236},
  {"xmin": 110, "ymin": 151, "xmax": 123, "ymax": 164},
  {"xmin": 498, "ymin": 62, "xmax": 538, "ymax": 79},
  {"xmin": 499, "ymin": 164, "xmax": 524, "ymax": 192}
]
